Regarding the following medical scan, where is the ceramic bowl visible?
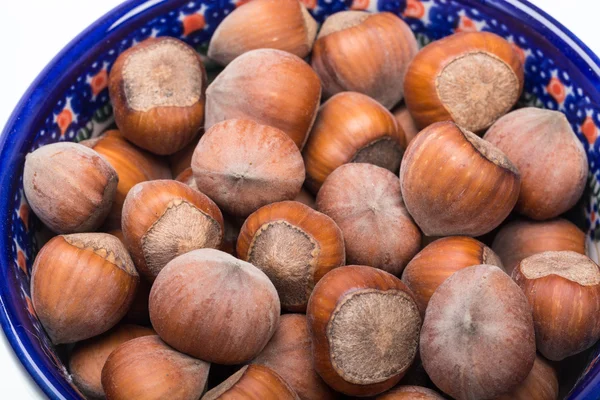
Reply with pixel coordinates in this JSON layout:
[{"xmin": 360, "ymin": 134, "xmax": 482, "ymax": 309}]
[{"xmin": 2, "ymin": 0, "xmax": 600, "ymax": 398}]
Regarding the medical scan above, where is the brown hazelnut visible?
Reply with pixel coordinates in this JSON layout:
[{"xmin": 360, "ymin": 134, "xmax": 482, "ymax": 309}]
[
  {"xmin": 420, "ymin": 265, "xmax": 535, "ymax": 400},
  {"xmin": 192, "ymin": 119, "xmax": 305, "ymax": 216},
  {"xmin": 237, "ymin": 200, "xmax": 345, "ymax": 312},
  {"xmin": 169, "ymin": 133, "xmax": 201, "ymax": 177},
  {"xmin": 317, "ymin": 163, "xmax": 420, "ymax": 276},
  {"xmin": 512, "ymin": 251, "xmax": 600, "ymax": 361},
  {"xmin": 402, "ymin": 236, "xmax": 503, "ymax": 314},
  {"xmin": 303, "ymin": 92, "xmax": 405, "ymax": 193},
  {"xmin": 208, "ymin": 0, "xmax": 317, "ymax": 65},
  {"xmin": 81, "ymin": 129, "xmax": 171, "ymax": 230},
  {"xmin": 101, "ymin": 335, "xmax": 210, "ymax": 400},
  {"xmin": 252, "ymin": 314, "xmax": 338, "ymax": 400},
  {"xmin": 108, "ymin": 37, "xmax": 206, "ymax": 155},
  {"xmin": 121, "ymin": 179, "xmax": 224, "ymax": 281},
  {"xmin": 205, "ymin": 49, "xmax": 321, "ymax": 149},
  {"xmin": 202, "ymin": 365, "xmax": 299, "ymax": 400},
  {"xmin": 311, "ymin": 12, "xmax": 418, "ymax": 109},
  {"xmin": 400, "ymin": 121, "xmax": 521, "ymax": 236},
  {"xmin": 31, "ymin": 233, "xmax": 138, "ymax": 344},
  {"xmin": 175, "ymin": 167, "xmax": 199, "ymax": 191},
  {"xmin": 495, "ymin": 355, "xmax": 558, "ymax": 400},
  {"xmin": 392, "ymin": 105, "xmax": 420, "ymax": 145},
  {"xmin": 23, "ymin": 142, "xmax": 118, "ymax": 234},
  {"xmin": 149, "ymin": 249, "xmax": 280, "ymax": 364},
  {"xmin": 69, "ymin": 324, "xmax": 155, "ymax": 399},
  {"xmin": 404, "ymin": 31, "xmax": 524, "ymax": 132},
  {"xmin": 376, "ymin": 385, "xmax": 444, "ymax": 400},
  {"xmin": 492, "ymin": 218, "xmax": 587, "ymax": 275},
  {"xmin": 307, "ymin": 265, "xmax": 421, "ymax": 397},
  {"xmin": 484, "ymin": 107, "xmax": 588, "ymax": 220}
]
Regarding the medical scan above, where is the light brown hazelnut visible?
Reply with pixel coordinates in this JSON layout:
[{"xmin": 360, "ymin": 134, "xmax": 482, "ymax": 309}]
[
  {"xmin": 149, "ymin": 249, "xmax": 280, "ymax": 364},
  {"xmin": 205, "ymin": 49, "xmax": 321, "ymax": 149},
  {"xmin": 512, "ymin": 251, "xmax": 600, "ymax": 361},
  {"xmin": 109, "ymin": 37, "xmax": 206, "ymax": 155},
  {"xmin": 484, "ymin": 107, "xmax": 588, "ymax": 220},
  {"xmin": 237, "ymin": 201, "xmax": 345, "ymax": 312},
  {"xmin": 208, "ymin": 0, "xmax": 317, "ymax": 65},
  {"xmin": 311, "ymin": 11, "xmax": 418, "ymax": 108},
  {"xmin": 400, "ymin": 121, "xmax": 520, "ymax": 236},
  {"xmin": 31, "ymin": 233, "xmax": 138, "ymax": 344},
  {"xmin": 23, "ymin": 142, "xmax": 118, "ymax": 234},
  {"xmin": 420, "ymin": 265, "xmax": 535, "ymax": 400},
  {"xmin": 121, "ymin": 179, "xmax": 224, "ymax": 281},
  {"xmin": 404, "ymin": 31, "xmax": 524, "ymax": 132},
  {"xmin": 192, "ymin": 119, "xmax": 305, "ymax": 216},
  {"xmin": 303, "ymin": 92, "xmax": 405, "ymax": 193},
  {"xmin": 307, "ymin": 265, "xmax": 421, "ymax": 397},
  {"xmin": 317, "ymin": 163, "xmax": 420, "ymax": 275}
]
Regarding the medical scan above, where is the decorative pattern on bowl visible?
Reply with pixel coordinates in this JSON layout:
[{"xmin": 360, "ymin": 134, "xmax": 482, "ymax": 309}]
[{"xmin": 3, "ymin": 0, "xmax": 600, "ymax": 398}]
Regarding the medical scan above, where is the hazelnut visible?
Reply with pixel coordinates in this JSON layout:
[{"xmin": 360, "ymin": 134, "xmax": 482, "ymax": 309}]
[
  {"xmin": 101, "ymin": 335, "xmax": 210, "ymax": 400},
  {"xmin": 492, "ymin": 218, "xmax": 586, "ymax": 275},
  {"xmin": 175, "ymin": 167, "xmax": 199, "ymax": 191},
  {"xmin": 311, "ymin": 12, "xmax": 418, "ymax": 108},
  {"xmin": 512, "ymin": 251, "xmax": 600, "ymax": 361},
  {"xmin": 169, "ymin": 133, "xmax": 201, "ymax": 177},
  {"xmin": 307, "ymin": 265, "xmax": 421, "ymax": 396},
  {"xmin": 392, "ymin": 105, "xmax": 420, "ymax": 145},
  {"xmin": 484, "ymin": 107, "xmax": 588, "ymax": 220},
  {"xmin": 252, "ymin": 314, "xmax": 338, "ymax": 400},
  {"xmin": 404, "ymin": 31, "xmax": 524, "ymax": 132},
  {"xmin": 208, "ymin": 0, "xmax": 317, "ymax": 65},
  {"xmin": 82, "ymin": 130, "xmax": 171, "ymax": 230},
  {"xmin": 400, "ymin": 121, "xmax": 520, "ymax": 236},
  {"xmin": 205, "ymin": 49, "xmax": 321, "ymax": 149},
  {"xmin": 316, "ymin": 163, "xmax": 420, "ymax": 275},
  {"xmin": 303, "ymin": 92, "xmax": 405, "ymax": 193},
  {"xmin": 202, "ymin": 365, "xmax": 299, "ymax": 400},
  {"xmin": 109, "ymin": 37, "xmax": 207, "ymax": 155},
  {"xmin": 192, "ymin": 119, "xmax": 305, "ymax": 216},
  {"xmin": 420, "ymin": 265, "xmax": 535, "ymax": 400},
  {"xmin": 121, "ymin": 180, "xmax": 224, "ymax": 281},
  {"xmin": 495, "ymin": 355, "xmax": 558, "ymax": 400},
  {"xmin": 69, "ymin": 324, "xmax": 155, "ymax": 399},
  {"xmin": 402, "ymin": 236, "xmax": 503, "ymax": 314},
  {"xmin": 376, "ymin": 385, "xmax": 444, "ymax": 400},
  {"xmin": 149, "ymin": 249, "xmax": 280, "ymax": 364},
  {"xmin": 31, "ymin": 233, "xmax": 138, "ymax": 344},
  {"xmin": 237, "ymin": 201, "xmax": 345, "ymax": 312},
  {"xmin": 23, "ymin": 142, "xmax": 118, "ymax": 234}
]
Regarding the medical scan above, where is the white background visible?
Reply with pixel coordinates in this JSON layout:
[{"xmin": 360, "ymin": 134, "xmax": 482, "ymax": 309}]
[{"xmin": 0, "ymin": 0, "xmax": 596, "ymax": 398}]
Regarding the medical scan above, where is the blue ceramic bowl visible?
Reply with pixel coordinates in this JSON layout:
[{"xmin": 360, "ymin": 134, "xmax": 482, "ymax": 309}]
[{"xmin": 3, "ymin": 0, "xmax": 600, "ymax": 398}]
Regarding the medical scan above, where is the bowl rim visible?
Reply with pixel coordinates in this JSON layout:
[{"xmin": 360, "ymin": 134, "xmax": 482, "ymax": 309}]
[{"xmin": 2, "ymin": 0, "xmax": 600, "ymax": 398}]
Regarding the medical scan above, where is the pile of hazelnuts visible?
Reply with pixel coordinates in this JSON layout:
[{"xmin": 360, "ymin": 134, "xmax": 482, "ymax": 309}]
[{"xmin": 23, "ymin": 1, "xmax": 595, "ymax": 399}]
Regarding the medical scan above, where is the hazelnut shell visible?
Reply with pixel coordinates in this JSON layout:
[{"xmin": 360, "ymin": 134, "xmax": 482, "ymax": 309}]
[
  {"xmin": 303, "ymin": 91, "xmax": 405, "ymax": 193},
  {"xmin": 237, "ymin": 200, "xmax": 346, "ymax": 312},
  {"xmin": 404, "ymin": 31, "xmax": 524, "ymax": 132},
  {"xmin": 23, "ymin": 142, "xmax": 118, "ymax": 234},
  {"xmin": 31, "ymin": 233, "xmax": 138, "ymax": 344},
  {"xmin": 149, "ymin": 249, "xmax": 280, "ymax": 364}
]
